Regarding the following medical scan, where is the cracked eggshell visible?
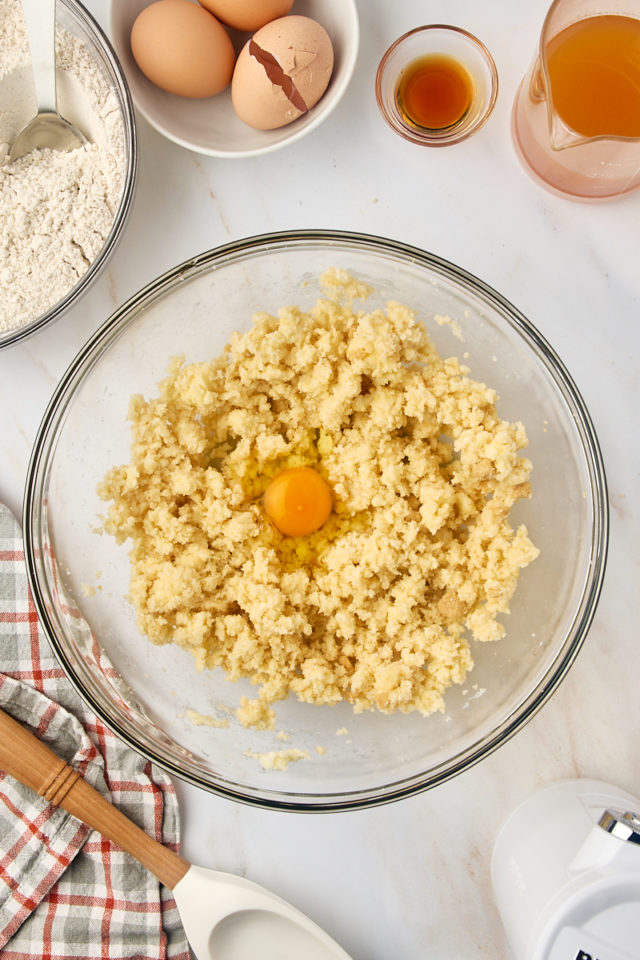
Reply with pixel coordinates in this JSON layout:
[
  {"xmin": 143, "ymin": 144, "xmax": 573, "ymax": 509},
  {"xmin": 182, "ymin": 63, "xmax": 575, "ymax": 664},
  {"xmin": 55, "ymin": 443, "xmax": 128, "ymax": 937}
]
[
  {"xmin": 131, "ymin": 0, "xmax": 235, "ymax": 99},
  {"xmin": 197, "ymin": 0, "xmax": 294, "ymax": 33},
  {"xmin": 231, "ymin": 15, "xmax": 334, "ymax": 130}
]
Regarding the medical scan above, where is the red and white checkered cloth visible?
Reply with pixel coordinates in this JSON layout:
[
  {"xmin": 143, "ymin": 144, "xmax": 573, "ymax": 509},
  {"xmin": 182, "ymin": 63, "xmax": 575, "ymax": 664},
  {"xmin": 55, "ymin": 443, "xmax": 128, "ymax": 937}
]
[{"xmin": 0, "ymin": 503, "xmax": 190, "ymax": 960}]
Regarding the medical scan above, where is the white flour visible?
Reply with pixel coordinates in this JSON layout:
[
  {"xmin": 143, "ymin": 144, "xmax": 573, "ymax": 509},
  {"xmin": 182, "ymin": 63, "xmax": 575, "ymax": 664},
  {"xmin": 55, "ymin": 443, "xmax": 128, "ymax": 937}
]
[{"xmin": 0, "ymin": 0, "xmax": 127, "ymax": 334}]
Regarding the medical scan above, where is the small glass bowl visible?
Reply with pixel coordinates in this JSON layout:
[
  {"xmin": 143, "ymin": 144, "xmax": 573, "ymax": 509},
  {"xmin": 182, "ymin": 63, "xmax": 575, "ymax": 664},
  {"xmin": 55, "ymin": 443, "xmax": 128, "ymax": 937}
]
[{"xmin": 376, "ymin": 24, "xmax": 498, "ymax": 147}]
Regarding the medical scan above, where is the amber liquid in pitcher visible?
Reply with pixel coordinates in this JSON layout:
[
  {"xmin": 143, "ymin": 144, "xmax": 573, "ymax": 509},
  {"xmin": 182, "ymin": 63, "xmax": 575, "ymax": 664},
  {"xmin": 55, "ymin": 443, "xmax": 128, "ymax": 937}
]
[
  {"xmin": 545, "ymin": 14, "xmax": 640, "ymax": 138},
  {"xmin": 395, "ymin": 54, "xmax": 474, "ymax": 130}
]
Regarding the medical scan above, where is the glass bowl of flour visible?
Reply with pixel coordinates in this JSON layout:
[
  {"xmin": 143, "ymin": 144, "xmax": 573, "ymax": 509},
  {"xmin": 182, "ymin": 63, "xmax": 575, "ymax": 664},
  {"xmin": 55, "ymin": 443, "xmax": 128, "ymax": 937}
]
[{"xmin": 0, "ymin": 0, "xmax": 137, "ymax": 349}]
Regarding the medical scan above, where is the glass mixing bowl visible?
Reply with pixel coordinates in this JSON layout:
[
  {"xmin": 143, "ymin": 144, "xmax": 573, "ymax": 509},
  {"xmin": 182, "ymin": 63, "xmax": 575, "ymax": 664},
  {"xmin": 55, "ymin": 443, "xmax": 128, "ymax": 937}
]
[
  {"xmin": 24, "ymin": 231, "xmax": 607, "ymax": 811},
  {"xmin": 0, "ymin": 0, "xmax": 137, "ymax": 349}
]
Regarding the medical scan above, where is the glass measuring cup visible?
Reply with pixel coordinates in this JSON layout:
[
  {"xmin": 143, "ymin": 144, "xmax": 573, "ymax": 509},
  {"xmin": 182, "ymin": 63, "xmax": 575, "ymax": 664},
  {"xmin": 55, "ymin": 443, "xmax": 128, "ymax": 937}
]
[{"xmin": 512, "ymin": 0, "xmax": 640, "ymax": 200}]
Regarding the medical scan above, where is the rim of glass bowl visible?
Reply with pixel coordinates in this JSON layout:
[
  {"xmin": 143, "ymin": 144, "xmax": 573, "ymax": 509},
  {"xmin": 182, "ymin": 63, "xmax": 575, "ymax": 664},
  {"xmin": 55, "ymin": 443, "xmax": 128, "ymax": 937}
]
[
  {"xmin": 23, "ymin": 230, "xmax": 608, "ymax": 812},
  {"xmin": 0, "ymin": 0, "xmax": 137, "ymax": 350}
]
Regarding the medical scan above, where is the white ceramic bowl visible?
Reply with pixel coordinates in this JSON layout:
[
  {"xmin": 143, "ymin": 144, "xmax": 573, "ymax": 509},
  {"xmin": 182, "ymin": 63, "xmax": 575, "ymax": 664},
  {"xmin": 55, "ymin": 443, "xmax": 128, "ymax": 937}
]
[{"xmin": 109, "ymin": 0, "xmax": 359, "ymax": 158}]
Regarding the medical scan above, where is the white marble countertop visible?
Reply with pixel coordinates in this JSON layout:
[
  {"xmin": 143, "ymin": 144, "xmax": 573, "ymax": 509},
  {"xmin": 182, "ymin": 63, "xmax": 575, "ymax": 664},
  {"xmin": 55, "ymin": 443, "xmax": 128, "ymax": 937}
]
[{"xmin": 2, "ymin": 0, "xmax": 640, "ymax": 957}]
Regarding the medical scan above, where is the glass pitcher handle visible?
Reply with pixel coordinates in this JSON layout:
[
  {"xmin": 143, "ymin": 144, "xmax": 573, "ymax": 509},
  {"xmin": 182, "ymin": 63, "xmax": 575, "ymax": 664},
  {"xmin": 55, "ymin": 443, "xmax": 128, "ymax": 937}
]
[{"xmin": 528, "ymin": 59, "xmax": 546, "ymax": 102}]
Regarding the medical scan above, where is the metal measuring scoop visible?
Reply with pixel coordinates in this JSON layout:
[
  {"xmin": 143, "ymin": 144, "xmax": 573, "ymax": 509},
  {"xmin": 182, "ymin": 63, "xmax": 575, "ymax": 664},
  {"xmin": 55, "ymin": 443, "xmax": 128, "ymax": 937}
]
[{"xmin": 9, "ymin": 0, "xmax": 87, "ymax": 161}]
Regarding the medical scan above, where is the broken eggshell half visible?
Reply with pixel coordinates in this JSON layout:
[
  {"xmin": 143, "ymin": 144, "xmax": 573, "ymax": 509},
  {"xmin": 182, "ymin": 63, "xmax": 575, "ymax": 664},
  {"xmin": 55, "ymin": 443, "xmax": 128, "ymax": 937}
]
[
  {"xmin": 231, "ymin": 16, "xmax": 334, "ymax": 130},
  {"xmin": 109, "ymin": 0, "xmax": 359, "ymax": 158}
]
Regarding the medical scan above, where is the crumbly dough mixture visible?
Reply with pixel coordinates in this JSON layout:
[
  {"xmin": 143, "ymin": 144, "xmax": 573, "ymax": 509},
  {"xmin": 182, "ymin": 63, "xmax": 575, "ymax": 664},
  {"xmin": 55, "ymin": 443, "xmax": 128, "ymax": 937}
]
[
  {"xmin": 98, "ymin": 270, "xmax": 539, "ymax": 725},
  {"xmin": 246, "ymin": 748, "xmax": 309, "ymax": 771}
]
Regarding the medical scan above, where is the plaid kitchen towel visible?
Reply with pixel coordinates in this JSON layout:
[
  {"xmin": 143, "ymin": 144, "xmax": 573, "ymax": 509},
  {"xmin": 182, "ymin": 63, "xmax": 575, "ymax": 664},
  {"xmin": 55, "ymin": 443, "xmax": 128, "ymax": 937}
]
[{"xmin": 0, "ymin": 503, "xmax": 190, "ymax": 960}]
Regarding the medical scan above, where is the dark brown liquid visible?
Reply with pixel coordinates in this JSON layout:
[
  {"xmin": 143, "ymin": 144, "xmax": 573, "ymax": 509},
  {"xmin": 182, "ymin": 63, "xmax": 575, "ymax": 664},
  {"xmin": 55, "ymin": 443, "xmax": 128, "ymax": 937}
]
[{"xmin": 395, "ymin": 54, "xmax": 474, "ymax": 130}]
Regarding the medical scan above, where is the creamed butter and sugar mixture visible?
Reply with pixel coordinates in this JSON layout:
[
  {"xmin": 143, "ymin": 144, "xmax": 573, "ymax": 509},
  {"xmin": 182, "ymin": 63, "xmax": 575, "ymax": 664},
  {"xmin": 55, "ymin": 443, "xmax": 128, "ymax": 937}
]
[{"xmin": 98, "ymin": 270, "xmax": 539, "ymax": 728}]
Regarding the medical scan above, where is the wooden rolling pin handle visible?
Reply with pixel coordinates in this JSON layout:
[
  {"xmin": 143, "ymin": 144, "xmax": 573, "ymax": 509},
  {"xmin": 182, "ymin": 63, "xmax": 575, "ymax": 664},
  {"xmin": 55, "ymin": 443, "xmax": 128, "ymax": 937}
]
[
  {"xmin": 41, "ymin": 758, "xmax": 81, "ymax": 806},
  {"xmin": 0, "ymin": 707, "xmax": 190, "ymax": 890}
]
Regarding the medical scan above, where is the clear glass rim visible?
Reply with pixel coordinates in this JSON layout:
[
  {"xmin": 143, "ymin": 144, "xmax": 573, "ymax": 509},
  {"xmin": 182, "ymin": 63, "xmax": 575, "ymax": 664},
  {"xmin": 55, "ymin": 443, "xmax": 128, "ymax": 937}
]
[
  {"xmin": 23, "ymin": 229, "xmax": 608, "ymax": 812},
  {"xmin": 0, "ymin": 0, "xmax": 138, "ymax": 351}
]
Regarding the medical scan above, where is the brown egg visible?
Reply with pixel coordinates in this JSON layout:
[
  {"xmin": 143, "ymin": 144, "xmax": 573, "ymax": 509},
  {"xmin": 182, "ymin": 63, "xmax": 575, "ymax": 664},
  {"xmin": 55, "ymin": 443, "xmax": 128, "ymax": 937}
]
[
  {"xmin": 131, "ymin": 0, "xmax": 235, "ymax": 98},
  {"xmin": 198, "ymin": 0, "xmax": 294, "ymax": 33},
  {"xmin": 231, "ymin": 16, "xmax": 334, "ymax": 130}
]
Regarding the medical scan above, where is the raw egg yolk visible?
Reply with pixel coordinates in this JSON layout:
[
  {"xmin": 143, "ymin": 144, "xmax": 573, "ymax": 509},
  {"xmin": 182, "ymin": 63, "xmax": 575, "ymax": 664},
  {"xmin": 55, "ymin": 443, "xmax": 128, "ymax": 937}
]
[{"xmin": 263, "ymin": 466, "xmax": 332, "ymax": 537}]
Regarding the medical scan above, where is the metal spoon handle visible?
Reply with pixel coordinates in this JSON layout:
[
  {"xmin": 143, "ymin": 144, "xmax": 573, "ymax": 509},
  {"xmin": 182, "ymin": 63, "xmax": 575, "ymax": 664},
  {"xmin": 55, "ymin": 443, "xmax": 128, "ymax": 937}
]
[
  {"xmin": 22, "ymin": 0, "xmax": 57, "ymax": 114},
  {"xmin": 0, "ymin": 706, "xmax": 190, "ymax": 890}
]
